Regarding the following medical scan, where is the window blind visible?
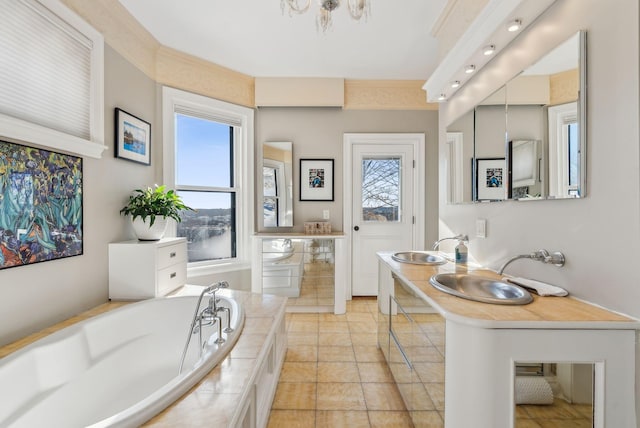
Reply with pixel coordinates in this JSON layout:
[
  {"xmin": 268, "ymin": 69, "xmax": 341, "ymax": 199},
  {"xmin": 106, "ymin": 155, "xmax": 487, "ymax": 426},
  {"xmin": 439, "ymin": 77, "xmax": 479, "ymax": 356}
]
[{"xmin": 0, "ymin": 0, "xmax": 92, "ymax": 139}]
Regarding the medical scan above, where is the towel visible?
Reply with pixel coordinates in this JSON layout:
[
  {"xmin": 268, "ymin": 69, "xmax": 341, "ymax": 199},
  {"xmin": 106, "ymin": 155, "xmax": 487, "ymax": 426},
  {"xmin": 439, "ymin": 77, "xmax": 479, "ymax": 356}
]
[{"xmin": 506, "ymin": 277, "xmax": 568, "ymax": 297}]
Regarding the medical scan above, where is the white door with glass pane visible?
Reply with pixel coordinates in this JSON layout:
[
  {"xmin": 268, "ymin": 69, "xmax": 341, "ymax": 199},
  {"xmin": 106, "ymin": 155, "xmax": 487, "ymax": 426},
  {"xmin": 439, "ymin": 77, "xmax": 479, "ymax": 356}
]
[{"xmin": 345, "ymin": 134, "xmax": 424, "ymax": 296}]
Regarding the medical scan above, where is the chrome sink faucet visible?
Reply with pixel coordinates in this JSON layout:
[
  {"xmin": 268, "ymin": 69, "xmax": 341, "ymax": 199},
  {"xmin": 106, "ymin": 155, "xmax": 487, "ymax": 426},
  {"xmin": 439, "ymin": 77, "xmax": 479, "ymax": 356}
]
[
  {"xmin": 498, "ymin": 249, "xmax": 565, "ymax": 275},
  {"xmin": 432, "ymin": 234, "xmax": 468, "ymax": 250}
]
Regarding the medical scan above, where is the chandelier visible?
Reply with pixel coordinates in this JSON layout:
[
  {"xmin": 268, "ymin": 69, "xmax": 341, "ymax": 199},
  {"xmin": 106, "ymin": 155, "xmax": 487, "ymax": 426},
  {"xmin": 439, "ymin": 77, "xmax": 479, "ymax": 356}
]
[{"xmin": 281, "ymin": 0, "xmax": 370, "ymax": 32}]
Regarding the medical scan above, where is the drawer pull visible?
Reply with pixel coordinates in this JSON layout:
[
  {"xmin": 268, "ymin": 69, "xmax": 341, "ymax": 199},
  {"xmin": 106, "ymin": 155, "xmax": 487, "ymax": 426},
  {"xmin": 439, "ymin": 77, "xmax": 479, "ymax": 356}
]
[
  {"xmin": 170, "ymin": 272, "xmax": 177, "ymax": 279},
  {"xmin": 169, "ymin": 252, "xmax": 177, "ymax": 258}
]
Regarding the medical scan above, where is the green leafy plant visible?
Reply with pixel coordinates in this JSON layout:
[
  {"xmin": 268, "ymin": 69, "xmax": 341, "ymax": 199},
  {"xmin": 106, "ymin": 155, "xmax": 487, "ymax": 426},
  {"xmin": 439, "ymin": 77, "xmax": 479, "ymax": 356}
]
[{"xmin": 120, "ymin": 185, "xmax": 194, "ymax": 226}]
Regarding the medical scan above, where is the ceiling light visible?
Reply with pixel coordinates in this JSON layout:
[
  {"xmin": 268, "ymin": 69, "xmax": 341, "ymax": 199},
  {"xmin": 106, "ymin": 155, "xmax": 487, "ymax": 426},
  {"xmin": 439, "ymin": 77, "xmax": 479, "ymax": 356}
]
[
  {"xmin": 483, "ymin": 44, "xmax": 496, "ymax": 56},
  {"xmin": 465, "ymin": 65, "xmax": 476, "ymax": 74},
  {"xmin": 451, "ymin": 81, "xmax": 460, "ymax": 88},
  {"xmin": 281, "ymin": 0, "xmax": 370, "ymax": 33},
  {"xmin": 507, "ymin": 19, "xmax": 522, "ymax": 32},
  {"xmin": 438, "ymin": 94, "xmax": 446, "ymax": 101}
]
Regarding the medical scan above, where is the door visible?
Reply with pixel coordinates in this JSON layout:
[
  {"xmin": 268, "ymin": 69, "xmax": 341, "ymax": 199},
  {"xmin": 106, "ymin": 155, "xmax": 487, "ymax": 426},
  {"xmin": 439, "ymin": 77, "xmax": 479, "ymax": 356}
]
[{"xmin": 347, "ymin": 134, "xmax": 423, "ymax": 296}]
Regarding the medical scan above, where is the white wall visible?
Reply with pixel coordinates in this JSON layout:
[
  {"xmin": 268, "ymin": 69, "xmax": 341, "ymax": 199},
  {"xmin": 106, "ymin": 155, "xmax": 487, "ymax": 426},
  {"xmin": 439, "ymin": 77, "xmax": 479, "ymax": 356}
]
[
  {"xmin": 439, "ymin": 0, "xmax": 640, "ymax": 418},
  {"xmin": 0, "ymin": 45, "xmax": 159, "ymax": 346}
]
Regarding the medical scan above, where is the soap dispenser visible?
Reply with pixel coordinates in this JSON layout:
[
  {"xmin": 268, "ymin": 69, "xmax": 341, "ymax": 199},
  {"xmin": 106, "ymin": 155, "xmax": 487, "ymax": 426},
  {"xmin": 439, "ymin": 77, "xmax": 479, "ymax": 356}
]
[{"xmin": 455, "ymin": 239, "xmax": 468, "ymax": 264}]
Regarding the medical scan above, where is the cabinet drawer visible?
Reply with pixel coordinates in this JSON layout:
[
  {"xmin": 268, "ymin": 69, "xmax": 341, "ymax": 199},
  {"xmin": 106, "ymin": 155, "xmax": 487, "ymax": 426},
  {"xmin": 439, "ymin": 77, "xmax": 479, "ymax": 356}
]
[
  {"xmin": 157, "ymin": 263, "xmax": 186, "ymax": 296},
  {"xmin": 157, "ymin": 241, "xmax": 187, "ymax": 269}
]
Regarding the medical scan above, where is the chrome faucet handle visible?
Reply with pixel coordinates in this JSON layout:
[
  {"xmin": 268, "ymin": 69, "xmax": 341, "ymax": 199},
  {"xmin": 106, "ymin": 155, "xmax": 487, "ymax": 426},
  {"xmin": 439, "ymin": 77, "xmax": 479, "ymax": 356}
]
[
  {"xmin": 217, "ymin": 281, "xmax": 229, "ymax": 289},
  {"xmin": 544, "ymin": 251, "xmax": 565, "ymax": 267}
]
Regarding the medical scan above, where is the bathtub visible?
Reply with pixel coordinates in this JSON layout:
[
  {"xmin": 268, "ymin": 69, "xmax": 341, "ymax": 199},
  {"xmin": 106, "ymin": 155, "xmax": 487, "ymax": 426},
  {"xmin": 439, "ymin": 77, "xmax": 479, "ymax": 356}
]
[{"xmin": 0, "ymin": 293, "xmax": 244, "ymax": 428}]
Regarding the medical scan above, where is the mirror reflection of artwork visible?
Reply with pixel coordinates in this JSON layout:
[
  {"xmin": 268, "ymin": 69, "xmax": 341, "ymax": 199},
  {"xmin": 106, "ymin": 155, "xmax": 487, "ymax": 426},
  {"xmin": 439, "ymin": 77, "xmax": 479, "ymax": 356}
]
[
  {"xmin": 0, "ymin": 140, "xmax": 83, "ymax": 269},
  {"xmin": 486, "ymin": 168, "xmax": 503, "ymax": 188},
  {"xmin": 309, "ymin": 169, "xmax": 325, "ymax": 188},
  {"xmin": 475, "ymin": 158, "xmax": 506, "ymax": 201}
]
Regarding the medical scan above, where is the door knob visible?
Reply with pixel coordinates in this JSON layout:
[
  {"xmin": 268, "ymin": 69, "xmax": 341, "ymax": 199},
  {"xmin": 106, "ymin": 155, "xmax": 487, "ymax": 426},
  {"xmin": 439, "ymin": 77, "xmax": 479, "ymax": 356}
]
[{"xmin": 354, "ymin": 226, "xmax": 359, "ymax": 231}]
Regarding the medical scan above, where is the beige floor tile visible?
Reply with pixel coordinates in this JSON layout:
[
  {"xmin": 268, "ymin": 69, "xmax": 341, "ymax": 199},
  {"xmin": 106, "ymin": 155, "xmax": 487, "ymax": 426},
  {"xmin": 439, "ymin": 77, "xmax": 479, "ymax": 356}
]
[
  {"xmin": 316, "ymin": 410, "xmax": 371, "ymax": 428},
  {"xmin": 368, "ymin": 410, "xmax": 414, "ymax": 427},
  {"xmin": 289, "ymin": 313, "xmax": 320, "ymax": 322},
  {"xmin": 267, "ymin": 410, "xmax": 316, "ymax": 428},
  {"xmin": 272, "ymin": 382, "xmax": 317, "ymax": 410},
  {"xmin": 318, "ymin": 361, "xmax": 361, "ymax": 383},
  {"xmin": 351, "ymin": 333, "xmax": 378, "ymax": 346},
  {"xmin": 412, "ymin": 410, "xmax": 444, "ymax": 427},
  {"xmin": 317, "ymin": 383, "xmax": 367, "ymax": 410},
  {"xmin": 287, "ymin": 332, "xmax": 318, "ymax": 346},
  {"xmin": 362, "ymin": 383, "xmax": 407, "ymax": 411},
  {"xmin": 414, "ymin": 362, "xmax": 445, "ymax": 383},
  {"xmin": 289, "ymin": 320, "xmax": 319, "ymax": 333},
  {"xmin": 318, "ymin": 332, "xmax": 352, "ymax": 346},
  {"xmin": 279, "ymin": 362, "xmax": 318, "ymax": 383},
  {"xmin": 425, "ymin": 383, "xmax": 445, "ymax": 411},
  {"xmin": 354, "ymin": 345, "xmax": 386, "ymax": 363},
  {"xmin": 357, "ymin": 362, "xmax": 394, "ymax": 383},
  {"xmin": 320, "ymin": 321, "xmax": 350, "ymax": 334},
  {"xmin": 285, "ymin": 345, "xmax": 318, "ymax": 362},
  {"xmin": 349, "ymin": 321, "xmax": 379, "ymax": 334},
  {"xmin": 412, "ymin": 346, "xmax": 444, "ymax": 363},
  {"xmin": 347, "ymin": 312, "xmax": 377, "ymax": 323},
  {"xmin": 318, "ymin": 345, "xmax": 356, "ymax": 362},
  {"xmin": 319, "ymin": 313, "xmax": 347, "ymax": 322}
]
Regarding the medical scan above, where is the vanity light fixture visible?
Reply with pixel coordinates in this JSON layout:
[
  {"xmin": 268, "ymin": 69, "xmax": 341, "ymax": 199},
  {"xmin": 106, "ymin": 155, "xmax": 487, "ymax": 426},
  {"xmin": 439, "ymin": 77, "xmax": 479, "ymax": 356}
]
[
  {"xmin": 465, "ymin": 65, "xmax": 476, "ymax": 74},
  {"xmin": 507, "ymin": 19, "xmax": 522, "ymax": 32},
  {"xmin": 451, "ymin": 80, "xmax": 461, "ymax": 88},
  {"xmin": 483, "ymin": 44, "xmax": 496, "ymax": 56}
]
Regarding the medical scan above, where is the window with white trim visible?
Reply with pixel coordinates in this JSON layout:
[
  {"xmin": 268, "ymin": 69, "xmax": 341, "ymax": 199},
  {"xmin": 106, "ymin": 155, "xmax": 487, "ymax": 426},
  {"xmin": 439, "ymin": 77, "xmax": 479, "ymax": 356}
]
[
  {"xmin": 0, "ymin": 0, "xmax": 105, "ymax": 158},
  {"xmin": 162, "ymin": 87, "xmax": 253, "ymax": 271}
]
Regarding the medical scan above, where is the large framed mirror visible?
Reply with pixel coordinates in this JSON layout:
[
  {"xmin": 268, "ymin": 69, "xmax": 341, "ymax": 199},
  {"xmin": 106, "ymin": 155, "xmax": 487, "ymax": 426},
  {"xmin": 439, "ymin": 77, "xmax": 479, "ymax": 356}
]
[
  {"xmin": 446, "ymin": 31, "xmax": 586, "ymax": 204},
  {"xmin": 262, "ymin": 141, "xmax": 293, "ymax": 227}
]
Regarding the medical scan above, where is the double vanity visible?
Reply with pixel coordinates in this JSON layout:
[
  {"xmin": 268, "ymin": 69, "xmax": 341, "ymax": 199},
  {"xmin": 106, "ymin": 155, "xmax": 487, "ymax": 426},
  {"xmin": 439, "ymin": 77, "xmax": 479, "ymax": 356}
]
[{"xmin": 377, "ymin": 252, "xmax": 639, "ymax": 428}]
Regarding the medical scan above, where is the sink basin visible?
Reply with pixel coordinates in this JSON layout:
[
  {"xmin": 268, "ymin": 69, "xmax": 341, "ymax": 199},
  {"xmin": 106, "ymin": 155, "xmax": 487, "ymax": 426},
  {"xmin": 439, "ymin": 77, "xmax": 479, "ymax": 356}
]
[
  {"xmin": 392, "ymin": 251, "xmax": 447, "ymax": 266},
  {"xmin": 429, "ymin": 273, "xmax": 533, "ymax": 305}
]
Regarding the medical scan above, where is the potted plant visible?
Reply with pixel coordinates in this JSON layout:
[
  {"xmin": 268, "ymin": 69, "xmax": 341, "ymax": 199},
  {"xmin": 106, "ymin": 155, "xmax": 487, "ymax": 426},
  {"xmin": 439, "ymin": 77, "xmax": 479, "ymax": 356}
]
[{"xmin": 120, "ymin": 185, "xmax": 194, "ymax": 241}]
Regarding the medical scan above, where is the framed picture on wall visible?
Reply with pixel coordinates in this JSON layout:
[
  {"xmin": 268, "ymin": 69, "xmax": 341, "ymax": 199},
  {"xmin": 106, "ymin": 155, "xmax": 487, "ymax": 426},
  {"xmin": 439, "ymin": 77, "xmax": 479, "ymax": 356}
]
[
  {"xmin": 475, "ymin": 157, "xmax": 506, "ymax": 201},
  {"xmin": 300, "ymin": 159, "xmax": 334, "ymax": 201},
  {"xmin": 115, "ymin": 108, "xmax": 151, "ymax": 165}
]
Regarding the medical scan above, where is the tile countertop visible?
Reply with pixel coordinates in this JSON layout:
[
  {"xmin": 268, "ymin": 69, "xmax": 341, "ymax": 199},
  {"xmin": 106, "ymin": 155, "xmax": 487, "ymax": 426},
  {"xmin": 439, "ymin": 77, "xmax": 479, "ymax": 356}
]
[
  {"xmin": 378, "ymin": 251, "xmax": 640, "ymax": 330},
  {"xmin": 0, "ymin": 287, "xmax": 288, "ymax": 427}
]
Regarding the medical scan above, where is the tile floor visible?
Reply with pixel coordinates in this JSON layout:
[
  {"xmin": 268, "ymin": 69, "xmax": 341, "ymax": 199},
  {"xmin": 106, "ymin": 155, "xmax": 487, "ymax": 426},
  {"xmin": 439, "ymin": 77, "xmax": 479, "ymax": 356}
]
[{"xmin": 269, "ymin": 296, "xmax": 594, "ymax": 428}]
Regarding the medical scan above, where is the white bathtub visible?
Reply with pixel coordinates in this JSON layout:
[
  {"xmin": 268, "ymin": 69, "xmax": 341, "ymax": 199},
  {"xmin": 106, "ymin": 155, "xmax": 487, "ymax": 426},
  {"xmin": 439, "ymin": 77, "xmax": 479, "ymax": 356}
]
[{"xmin": 0, "ymin": 293, "xmax": 244, "ymax": 428}]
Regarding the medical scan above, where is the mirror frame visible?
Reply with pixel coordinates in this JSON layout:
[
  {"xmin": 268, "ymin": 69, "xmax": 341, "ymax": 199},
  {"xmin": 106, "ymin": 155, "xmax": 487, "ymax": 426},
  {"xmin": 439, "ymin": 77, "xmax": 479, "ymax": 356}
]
[{"xmin": 262, "ymin": 141, "xmax": 294, "ymax": 228}]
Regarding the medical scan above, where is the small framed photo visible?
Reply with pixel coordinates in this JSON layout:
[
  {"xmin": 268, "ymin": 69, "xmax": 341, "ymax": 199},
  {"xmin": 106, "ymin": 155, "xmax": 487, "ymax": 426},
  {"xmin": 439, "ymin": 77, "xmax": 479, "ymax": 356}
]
[
  {"xmin": 115, "ymin": 108, "xmax": 151, "ymax": 165},
  {"xmin": 300, "ymin": 159, "xmax": 334, "ymax": 201},
  {"xmin": 475, "ymin": 157, "xmax": 506, "ymax": 201}
]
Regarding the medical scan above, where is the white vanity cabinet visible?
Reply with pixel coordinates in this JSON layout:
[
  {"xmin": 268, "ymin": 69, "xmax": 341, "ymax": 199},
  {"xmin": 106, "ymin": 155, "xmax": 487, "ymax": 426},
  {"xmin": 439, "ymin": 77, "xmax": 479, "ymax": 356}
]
[
  {"xmin": 108, "ymin": 237, "xmax": 187, "ymax": 300},
  {"xmin": 378, "ymin": 252, "xmax": 640, "ymax": 428},
  {"xmin": 252, "ymin": 233, "xmax": 347, "ymax": 314}
]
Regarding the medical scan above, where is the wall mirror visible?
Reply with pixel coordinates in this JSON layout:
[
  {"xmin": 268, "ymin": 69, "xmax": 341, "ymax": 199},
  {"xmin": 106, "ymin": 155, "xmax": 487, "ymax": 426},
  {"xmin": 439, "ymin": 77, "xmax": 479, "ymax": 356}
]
[
  {"xmin": 446, "ymin": 31, "xmax": 586, "ymax": 204},
  {"xmin": 262, "ymin": 142, "xmax": 293, "ymax": 227}
]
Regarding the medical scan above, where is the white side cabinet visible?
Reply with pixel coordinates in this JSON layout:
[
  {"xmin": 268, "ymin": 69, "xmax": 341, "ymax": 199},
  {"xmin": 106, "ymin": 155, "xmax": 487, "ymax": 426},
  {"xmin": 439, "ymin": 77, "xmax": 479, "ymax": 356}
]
[{"xmin": 108, "ymin": 237, "xmax": 187, "ymax": 300}]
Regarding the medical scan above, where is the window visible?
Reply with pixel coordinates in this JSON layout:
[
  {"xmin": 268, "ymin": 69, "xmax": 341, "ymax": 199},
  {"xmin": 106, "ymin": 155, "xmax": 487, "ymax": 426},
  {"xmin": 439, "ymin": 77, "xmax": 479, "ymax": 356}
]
[
  {"xmin": 0, "ymin": 0, "xmax": 105, "ymax": 158},
  {"xmin": 548, "ymin": 102, "xmax": 578, "ymax": 198},
  {"xmin": 163, "ymin": 87, "xmax": 254, "ymax": 272}
]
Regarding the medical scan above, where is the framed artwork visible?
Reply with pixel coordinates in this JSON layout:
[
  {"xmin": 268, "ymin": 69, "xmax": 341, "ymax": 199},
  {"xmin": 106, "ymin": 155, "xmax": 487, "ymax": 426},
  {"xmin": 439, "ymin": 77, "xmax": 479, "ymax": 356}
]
[
  {"xmin": 0, "ymin": 139, "xmax": 83, "ymax": 270},
  {"xmin": 299, "ymin": 159, "xmax": 334, "ymax": 201},
  {"xmin": 475, "ymin": 157, "xmax": 506, "ymax": 201},
  {"xmin": 115, "ymin": 108, "xmax": 151, "ymax": 165}
]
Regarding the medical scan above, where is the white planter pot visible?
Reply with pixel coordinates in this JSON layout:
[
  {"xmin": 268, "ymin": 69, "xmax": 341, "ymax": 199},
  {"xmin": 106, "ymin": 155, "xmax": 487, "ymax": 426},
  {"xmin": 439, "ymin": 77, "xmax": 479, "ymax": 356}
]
[{"xmin": 131, "ymin": 216, "xmax": 168, "ymax": 241}]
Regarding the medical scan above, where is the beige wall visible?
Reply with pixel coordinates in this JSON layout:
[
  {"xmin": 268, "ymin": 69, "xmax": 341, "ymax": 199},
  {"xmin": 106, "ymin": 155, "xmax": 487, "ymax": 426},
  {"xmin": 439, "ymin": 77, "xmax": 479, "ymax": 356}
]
[
  {"xmin": 255, "ymin": 108, "xmax": 440, "ymax": 248},
  {"xmin": 0, "ymin": 45, "xmax": 159, "ymax": 345}
]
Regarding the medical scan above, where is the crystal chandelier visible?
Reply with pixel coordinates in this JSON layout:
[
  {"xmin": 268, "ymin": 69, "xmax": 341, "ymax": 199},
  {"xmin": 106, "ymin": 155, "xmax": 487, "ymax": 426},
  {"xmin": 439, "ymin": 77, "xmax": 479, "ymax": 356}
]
[{"xmin": 281, "ymin": 0, "xmax": 370, "ymax": 32}]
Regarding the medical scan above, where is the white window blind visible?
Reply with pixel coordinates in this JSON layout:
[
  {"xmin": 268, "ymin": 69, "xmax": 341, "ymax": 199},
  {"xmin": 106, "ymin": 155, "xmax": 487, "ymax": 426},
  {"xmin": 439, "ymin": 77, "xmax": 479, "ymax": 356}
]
[{"xmin": 0, "ymin": 0, "xmax": 105, "ymax": 158}]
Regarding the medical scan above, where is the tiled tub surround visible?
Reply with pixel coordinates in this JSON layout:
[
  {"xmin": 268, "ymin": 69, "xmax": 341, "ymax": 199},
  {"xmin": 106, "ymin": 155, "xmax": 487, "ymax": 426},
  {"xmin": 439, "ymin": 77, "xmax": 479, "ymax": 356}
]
[
  {"xmin": 0, "ymin": 288, "xmax": 287, "ymax": 428},
  {"xmin": 378, "ymin": 252, "xmax": 640, "ymax": 428}
]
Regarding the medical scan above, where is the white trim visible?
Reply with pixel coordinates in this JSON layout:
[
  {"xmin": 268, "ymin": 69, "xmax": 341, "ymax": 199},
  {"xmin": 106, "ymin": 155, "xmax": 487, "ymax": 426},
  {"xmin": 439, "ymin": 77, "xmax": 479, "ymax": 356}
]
[
  {"xmin": 446, "ymin": 132, "xmax": 464, "ymax": 204},
  {"xmin": 162, "ymin": 86, "xmax": 254, "ymax": 273},
  {"xmin": 0, "ymin": 0, "xmax": 105, "ymax": 158},
  {"xmin": 548, "ymin": 102, "xmax": 577, "ymax": 198},
  {"xmin": 343, "ymin": 133, "xmax": 426, "ymax": 298}
]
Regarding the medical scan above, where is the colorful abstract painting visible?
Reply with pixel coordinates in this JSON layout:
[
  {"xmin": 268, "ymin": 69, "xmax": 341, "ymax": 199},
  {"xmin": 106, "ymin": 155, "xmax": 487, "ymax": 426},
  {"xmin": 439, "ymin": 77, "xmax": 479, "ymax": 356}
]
[{"xmin": 0, "ymin": 140, "xmax": 82, "ymax": 269}]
